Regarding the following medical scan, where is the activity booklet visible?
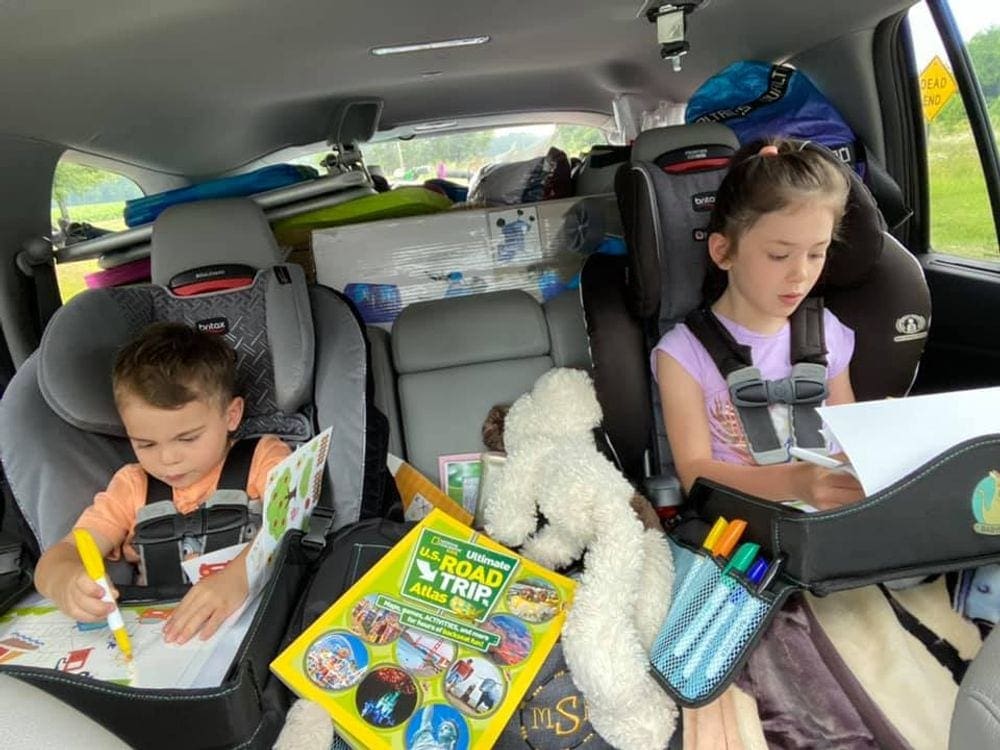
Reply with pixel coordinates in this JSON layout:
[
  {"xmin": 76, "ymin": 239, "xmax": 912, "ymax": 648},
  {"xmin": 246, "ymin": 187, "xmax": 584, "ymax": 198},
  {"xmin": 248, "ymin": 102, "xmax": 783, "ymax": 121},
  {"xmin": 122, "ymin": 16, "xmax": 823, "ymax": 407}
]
[
  {"xmin": 0, "ymin": 599, "xmax": 217, "ymax": 688},
  {"xmin": 245, "ymin": 426, "xmax": 332, "ymax": 595},
  {"xmin": 271, "ymin": 509, "xmax": 575, "ymax": 750}
]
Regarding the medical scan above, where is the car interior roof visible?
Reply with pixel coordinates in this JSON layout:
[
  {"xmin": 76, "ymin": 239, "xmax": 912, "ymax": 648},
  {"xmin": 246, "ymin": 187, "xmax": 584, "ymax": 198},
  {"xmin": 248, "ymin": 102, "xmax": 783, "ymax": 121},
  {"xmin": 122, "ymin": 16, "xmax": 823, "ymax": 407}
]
[{"xmin": 3, "ymin": 0, "xmax": 915, "ymax": 177}]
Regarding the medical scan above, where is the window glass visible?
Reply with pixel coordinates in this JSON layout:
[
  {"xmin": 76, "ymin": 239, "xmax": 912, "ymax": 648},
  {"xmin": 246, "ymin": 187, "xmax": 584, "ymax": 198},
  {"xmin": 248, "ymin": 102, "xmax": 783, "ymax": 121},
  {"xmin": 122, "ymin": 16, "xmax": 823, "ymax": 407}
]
[
  {"xmin": 292, "ymin": 123, "xmax": 607, "ymax": 187},
  {"xmin": 51, "ymin": 159, "xmax": 143, "ymax": 301},
  {"xmin": 908, "ymin": 1, "xmax": 999, "ymax": 261}
]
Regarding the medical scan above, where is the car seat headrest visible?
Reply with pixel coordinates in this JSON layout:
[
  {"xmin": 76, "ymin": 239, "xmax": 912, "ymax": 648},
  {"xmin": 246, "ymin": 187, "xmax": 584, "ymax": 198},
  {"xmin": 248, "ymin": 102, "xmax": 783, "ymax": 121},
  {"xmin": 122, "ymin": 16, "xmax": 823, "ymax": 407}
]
[
  {"xmin": 621, "ymin": 131, "xmax": 887, "ymax": 330},
  {"xmin": 38, "ymin": 270, "xmax": 315, "ymax": 441},
  {"xmin": 631, "ymin": 123, "xmax": 741, "ymax": 164},
  {"xmin": 151, "ymin": 198, "xmax": 282, "ymax": 287}
]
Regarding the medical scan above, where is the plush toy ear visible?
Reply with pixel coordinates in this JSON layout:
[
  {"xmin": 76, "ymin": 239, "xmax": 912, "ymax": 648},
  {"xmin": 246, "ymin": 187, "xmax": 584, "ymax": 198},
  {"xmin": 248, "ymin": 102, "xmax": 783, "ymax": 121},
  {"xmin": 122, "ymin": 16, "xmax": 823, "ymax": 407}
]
[{"xmin": 481, "ymin": 404, "xmax": 509, "ymax": 452}]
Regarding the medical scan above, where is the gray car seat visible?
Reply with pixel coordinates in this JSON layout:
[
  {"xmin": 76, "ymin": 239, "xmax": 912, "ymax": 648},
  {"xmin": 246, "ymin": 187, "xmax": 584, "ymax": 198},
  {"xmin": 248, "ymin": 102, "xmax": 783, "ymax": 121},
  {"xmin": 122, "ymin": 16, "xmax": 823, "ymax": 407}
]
[
  {"xmin": 0, "ymin": 197, "xmax": 393, "ymax": 561},
  {"xmin": 583, "ymin": 123, "xmax": 931, "ymax": 485},
  {"xmin": 391, "ymin": 288, "xmax": 589, "ymax": 481},
  {"xmin": 951, "ymin": 626, "xmax": 1000, "ymax": 749}
]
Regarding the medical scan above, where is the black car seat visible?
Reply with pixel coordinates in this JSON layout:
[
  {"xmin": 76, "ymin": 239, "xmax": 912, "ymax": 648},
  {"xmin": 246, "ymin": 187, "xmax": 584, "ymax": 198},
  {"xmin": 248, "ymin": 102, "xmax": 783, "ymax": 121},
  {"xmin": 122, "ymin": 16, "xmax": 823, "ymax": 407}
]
[
  {"xmin": 0, "ymin": 197, "xmax": 395, "ymax": 561},
  {"xmin": 581, "ymin": 123, "xmax": 931, "ymax": 493}
]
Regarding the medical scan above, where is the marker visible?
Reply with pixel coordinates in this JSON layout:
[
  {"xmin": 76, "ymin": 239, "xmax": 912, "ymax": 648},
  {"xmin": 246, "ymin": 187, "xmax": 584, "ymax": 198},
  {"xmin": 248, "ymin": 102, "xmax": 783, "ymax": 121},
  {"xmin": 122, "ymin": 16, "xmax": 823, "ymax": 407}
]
[
  {"xmin": 754, "ymin": 555, "xmax": 785, "ymax": 594},
  {"xmin": 702, "ymin": 557, "xmax": 770, "ymax": 681},
  {"xmin": 788, "ymin": 446, "xmax": 844, "ymax": 469},
  {"xmin": 73, "ymin": 529, "xmax": 133, "ymax": 660},
  {"xmin": 680, "ymin": 550, "xmax": 767, "ymax": 685},
  {"xmin": 712, "ymin": 519, "xmax": 747, "ymax": 559},
  {"xmin": 671, "ymin": 540, "xmax": 758, "ymax": 658},
  {"xmin": 667, "ymin": 517, "xmax": 728, "ymax": 608}
]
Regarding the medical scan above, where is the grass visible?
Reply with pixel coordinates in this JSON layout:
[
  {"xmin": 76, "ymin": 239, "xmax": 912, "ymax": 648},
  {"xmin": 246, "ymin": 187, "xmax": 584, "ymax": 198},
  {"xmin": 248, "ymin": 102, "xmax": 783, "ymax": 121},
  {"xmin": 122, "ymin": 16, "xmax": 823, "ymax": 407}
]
[
  {"xmin": 926, "ymin": 129, "xmax": 999, "ymax": 262},
  {"xmin": 50, "ymin": 133, "xmax": 1000, "ymax": 302}
]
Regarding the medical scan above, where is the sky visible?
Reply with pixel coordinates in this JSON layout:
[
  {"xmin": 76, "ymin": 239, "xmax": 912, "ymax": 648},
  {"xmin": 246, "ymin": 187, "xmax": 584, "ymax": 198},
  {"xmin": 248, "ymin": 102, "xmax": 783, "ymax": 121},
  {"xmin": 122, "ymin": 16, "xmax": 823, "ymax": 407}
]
[{"xmin": 908, "ymin": 0, "xmax": 999, "ymax": 69}]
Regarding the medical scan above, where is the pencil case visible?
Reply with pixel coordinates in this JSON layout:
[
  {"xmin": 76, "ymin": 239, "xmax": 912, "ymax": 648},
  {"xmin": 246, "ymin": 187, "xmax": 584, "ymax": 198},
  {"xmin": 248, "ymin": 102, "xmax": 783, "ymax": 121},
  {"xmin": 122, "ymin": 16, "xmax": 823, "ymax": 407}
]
[{"xmin": 651, "ymin": 433, "xmax": 1000, "ymax": 706}]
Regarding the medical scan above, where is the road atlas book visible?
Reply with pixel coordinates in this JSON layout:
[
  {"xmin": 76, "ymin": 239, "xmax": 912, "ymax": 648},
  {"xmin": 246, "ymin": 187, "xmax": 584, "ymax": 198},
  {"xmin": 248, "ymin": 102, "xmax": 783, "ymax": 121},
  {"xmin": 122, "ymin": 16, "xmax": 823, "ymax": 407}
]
[{"xmin": 271, "ymin": 508, "xmax": 574, "ymax": 750}]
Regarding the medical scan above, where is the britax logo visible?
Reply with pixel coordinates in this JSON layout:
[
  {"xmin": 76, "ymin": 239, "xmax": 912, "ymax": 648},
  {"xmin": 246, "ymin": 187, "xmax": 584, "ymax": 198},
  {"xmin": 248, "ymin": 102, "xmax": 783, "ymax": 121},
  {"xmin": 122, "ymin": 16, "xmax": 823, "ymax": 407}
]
[
  {"xmin": 197, "ymin": 317, "xmax": 229, "ymax": 335},
  {"xmin": 692, "ymin": 192, "xmax": 716, "ymax": 212}
]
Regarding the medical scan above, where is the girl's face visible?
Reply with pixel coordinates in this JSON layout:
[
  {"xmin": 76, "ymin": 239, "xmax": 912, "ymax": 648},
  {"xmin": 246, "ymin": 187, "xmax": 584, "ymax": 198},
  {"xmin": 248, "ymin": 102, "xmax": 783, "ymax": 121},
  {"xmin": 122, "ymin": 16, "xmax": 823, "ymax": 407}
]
[{"xmin": 709, "ymin": 201, "xmax": 836, "ymax": 331}]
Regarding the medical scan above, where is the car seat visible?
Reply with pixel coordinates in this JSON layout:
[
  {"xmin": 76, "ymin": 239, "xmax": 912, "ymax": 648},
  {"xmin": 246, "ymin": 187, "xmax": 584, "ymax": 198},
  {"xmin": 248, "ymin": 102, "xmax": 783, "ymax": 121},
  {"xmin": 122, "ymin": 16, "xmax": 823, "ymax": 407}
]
[
  {"xmin": 0, "ymin": 197, "xmax": 395, "ymax": 560},
  {"xmin": 581, "ymin": 122, "xmax": 931, "ymax": 488}
]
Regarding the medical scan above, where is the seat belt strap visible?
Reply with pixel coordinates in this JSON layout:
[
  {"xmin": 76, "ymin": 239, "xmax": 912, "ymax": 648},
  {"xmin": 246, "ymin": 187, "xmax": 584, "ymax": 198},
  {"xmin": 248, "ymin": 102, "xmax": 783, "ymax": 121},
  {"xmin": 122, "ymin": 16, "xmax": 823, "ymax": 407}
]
[
  {"xmin": 878, "ymin": 584, "xmax": 969, "ymax": 684},
  {"xmin": 788, "ymin": 299, "xmax": 829, "ymax": 452}
]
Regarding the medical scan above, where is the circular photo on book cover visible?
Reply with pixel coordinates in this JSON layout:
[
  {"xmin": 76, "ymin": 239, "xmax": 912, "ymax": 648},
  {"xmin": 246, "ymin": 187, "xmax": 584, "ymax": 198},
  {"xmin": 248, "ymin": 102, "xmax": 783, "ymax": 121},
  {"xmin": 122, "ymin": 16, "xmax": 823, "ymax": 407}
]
[
  {"xmin": 355, "ymin": 665, "xmax": 419, "ymax": 729},
  {"xmin": 395, "ymin": 627, "xmax": 456, "ymax": 678},
  {"xmin": 351, "ymin": 595, "xmax": 403, "ymax": 645},
  {"xmin": 443, "ymin": 656, "xmax": 506, "ymax": 718},
  {"xmin": 484, "ymin": 614, "xmax": 533, "ymax": 667},
  {"xmin": 303, "ymin": 630, "xmax": 369, "ymax": 691},
  {"xmin": 405, "ymin": 703, "xmax": 471, "ymax": 750},
  {"xmin": 505, "ymin": 577, "xmax": 562, "ymax": 623}
]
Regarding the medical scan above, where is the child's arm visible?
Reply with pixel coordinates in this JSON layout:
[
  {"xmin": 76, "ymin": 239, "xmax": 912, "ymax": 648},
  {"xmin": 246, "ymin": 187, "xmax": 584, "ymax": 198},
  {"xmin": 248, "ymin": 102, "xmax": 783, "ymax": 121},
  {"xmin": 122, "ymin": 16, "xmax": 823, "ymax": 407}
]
[
  {"xmin": 35, "ymin": 531, "xmax": 118, "ymax": 621},
  {"xmin": 657, "ymin": 352, "xmax": 863, "ymax": 510},
  {"xmin": 163, "ymin": 543, "xmax": 251, "ymax": 644}
]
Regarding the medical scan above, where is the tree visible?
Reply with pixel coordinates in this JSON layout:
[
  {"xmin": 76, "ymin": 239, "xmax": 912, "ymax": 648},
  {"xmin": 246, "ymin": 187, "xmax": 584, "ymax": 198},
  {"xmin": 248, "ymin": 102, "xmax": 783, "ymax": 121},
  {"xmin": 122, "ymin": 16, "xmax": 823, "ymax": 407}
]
[
  {"xmin": 51, "ymin": 162, "xmax": 117, "ymax": 223},
  {"xmin": 931, "ymin": 25, "xmax": 1000, "ymax": 134}
]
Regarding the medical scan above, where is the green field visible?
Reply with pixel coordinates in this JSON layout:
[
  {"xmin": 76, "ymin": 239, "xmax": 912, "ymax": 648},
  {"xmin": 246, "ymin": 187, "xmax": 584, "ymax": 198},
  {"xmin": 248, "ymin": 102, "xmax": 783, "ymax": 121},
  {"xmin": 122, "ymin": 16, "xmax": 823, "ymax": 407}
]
[{"xmin": 52, "ymin": 136, "xmax": 1000, "ymax": 301}]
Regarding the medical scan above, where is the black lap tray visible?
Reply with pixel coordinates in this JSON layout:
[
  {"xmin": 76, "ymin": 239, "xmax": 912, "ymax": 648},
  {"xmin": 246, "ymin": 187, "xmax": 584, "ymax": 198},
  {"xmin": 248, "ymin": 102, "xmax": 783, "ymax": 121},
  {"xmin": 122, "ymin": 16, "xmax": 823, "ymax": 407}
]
[{"xmin": 675, "ymin": 433, "xmax": 1000, "ymax": 594}]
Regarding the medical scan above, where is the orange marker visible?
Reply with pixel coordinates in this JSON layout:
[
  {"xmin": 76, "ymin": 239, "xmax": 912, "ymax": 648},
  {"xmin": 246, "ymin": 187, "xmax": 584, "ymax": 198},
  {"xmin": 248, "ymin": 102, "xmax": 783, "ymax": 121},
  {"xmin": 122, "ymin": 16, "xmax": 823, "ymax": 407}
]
[{"xmin": 712, "ymin": 518, "xmax": 747, "ymax": 559}]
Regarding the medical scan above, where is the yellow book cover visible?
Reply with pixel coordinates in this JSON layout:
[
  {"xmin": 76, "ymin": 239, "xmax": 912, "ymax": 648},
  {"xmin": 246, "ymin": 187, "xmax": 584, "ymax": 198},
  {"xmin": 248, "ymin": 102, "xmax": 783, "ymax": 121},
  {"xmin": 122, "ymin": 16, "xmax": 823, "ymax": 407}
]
[{"xmin": 271, "ymin": 508, "xmax": 575, "ymax": 750}]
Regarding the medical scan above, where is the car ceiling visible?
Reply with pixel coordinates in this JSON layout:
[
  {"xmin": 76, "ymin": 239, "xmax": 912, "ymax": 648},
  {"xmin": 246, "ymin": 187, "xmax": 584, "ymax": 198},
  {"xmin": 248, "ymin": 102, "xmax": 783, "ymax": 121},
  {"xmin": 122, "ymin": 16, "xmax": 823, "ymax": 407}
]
[{"xmin": 0, "ymin": 0, "xmax": 914, "ymax": 178}]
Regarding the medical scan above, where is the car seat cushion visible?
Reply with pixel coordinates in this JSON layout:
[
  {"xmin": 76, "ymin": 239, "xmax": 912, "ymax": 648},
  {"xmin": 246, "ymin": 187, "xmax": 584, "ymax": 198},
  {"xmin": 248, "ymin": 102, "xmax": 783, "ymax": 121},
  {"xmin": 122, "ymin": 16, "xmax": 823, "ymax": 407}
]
[{"xmin": 391, "ymin": 290, "xmax": 549, "ymax": 374}]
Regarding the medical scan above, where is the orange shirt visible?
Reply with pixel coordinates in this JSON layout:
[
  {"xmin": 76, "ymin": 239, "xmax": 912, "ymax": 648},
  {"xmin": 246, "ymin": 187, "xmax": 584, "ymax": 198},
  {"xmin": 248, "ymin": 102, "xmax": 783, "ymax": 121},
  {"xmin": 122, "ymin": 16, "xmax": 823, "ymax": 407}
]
[{"xmin": 74, "ymin": 435, "xmax": 291, "ymax": 563}]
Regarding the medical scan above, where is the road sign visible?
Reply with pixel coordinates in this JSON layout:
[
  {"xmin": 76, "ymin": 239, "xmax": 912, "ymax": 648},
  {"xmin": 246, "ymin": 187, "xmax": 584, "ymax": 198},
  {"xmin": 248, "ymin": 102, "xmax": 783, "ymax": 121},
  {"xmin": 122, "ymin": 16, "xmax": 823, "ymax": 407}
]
[{"xmin": 919, "ymin": 55, "xmax": 958, "ymax": 123}]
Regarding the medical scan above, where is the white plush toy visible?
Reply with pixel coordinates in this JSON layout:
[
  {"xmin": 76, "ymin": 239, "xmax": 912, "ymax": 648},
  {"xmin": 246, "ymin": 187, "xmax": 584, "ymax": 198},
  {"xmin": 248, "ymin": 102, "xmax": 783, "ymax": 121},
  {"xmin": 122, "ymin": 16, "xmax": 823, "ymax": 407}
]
[{"xmin": 481, "ymin": 367, "xmax": 679, "ymax": 750}]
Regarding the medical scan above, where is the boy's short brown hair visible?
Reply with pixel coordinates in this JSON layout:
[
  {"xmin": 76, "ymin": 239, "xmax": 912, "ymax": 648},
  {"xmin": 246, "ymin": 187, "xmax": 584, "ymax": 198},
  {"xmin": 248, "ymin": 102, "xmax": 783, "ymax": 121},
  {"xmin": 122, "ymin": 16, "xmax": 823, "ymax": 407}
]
[{"xmin": 113, "ymin": 322, "xmax": 237, "ymax": 409}]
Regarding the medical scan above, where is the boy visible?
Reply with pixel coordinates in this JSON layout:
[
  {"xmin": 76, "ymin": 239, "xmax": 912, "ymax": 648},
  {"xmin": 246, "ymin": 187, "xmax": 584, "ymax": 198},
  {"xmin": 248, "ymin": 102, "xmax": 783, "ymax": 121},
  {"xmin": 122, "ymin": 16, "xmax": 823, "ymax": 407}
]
[{"xmin": 35, "ymin": 322, "xmax": 290, "ymax": 644}]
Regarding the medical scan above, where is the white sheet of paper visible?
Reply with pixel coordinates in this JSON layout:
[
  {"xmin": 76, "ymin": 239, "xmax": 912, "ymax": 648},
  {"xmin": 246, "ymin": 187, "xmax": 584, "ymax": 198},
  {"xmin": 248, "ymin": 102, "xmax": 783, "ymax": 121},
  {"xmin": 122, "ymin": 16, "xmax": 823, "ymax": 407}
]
[
  {"xmin": 180, "ymin": 543, "xmax": 247, "ymax": 585},
  {"xmin": 818, "ymin": 387, "xmax": 1000, "ymax": 496}
]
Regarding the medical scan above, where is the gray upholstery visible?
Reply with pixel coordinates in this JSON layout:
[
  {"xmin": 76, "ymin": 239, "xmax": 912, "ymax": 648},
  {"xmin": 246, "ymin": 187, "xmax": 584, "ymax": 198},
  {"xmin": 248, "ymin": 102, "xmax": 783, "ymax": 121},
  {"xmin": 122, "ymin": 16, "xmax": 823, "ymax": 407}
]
[
  {"xmin": 367, "ymin": 326, "xmax": 404, "ymax": 457},
  {"xmin": 392, "ymin": 290, "xmax": 564, "ymax": 480},
  {"xmin": 951, "ymin": 627, "xmax": 1000, "ymax": 750},
  {"xmin": 0, "ymin": 674, "xmax": 132, "ymax": 749},
  {"xmin": 544, "ymin": 289, "xmax": 591, "ymax": 371},
  {"xmin": 631, "ymin": 122, "xmax": 740, "ymax": 164},
  {"xmin": 392, "ymin": 290, "xmax": 549, "ymax": 374},
  {"xmin": 151, "ymin": 198, "xmax": 282, "ymax": 285}
]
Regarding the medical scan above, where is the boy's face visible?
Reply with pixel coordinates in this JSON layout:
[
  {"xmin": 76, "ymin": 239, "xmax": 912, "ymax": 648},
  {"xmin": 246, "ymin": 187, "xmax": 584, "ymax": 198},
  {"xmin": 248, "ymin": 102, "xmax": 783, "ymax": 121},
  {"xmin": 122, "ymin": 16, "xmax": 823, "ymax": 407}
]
[{"xmin": 119, "ymin": 391, "xmax": 244, "ymax": 490}]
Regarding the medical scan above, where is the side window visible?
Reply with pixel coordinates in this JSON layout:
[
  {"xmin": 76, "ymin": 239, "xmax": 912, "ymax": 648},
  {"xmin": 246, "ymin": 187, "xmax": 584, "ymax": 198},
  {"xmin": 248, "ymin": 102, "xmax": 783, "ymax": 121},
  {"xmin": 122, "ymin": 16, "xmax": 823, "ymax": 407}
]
[
  {"xmin": 51, "ymin": 158, "xmax": 143, "ymax": 301},
  {"xmin": 908, "ymin": 1, "xmax": 999, "ymax": 263}
]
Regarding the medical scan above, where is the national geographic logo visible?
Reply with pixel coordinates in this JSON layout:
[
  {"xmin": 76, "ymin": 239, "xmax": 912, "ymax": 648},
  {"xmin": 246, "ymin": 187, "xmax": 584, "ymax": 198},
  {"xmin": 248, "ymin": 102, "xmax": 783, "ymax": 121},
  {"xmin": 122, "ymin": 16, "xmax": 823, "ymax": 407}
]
[{"xmin": 516, "ymin": 669, "xmax": 607, "ymax": 749}]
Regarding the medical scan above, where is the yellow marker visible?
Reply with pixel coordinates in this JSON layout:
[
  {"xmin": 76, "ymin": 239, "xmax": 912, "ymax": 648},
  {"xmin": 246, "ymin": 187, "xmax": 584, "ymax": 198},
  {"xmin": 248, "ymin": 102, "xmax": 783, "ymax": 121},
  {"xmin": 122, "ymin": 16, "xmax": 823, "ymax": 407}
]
[{"xmin": 73, "ymin": 529, "xmax": 133, "ymax": 660}]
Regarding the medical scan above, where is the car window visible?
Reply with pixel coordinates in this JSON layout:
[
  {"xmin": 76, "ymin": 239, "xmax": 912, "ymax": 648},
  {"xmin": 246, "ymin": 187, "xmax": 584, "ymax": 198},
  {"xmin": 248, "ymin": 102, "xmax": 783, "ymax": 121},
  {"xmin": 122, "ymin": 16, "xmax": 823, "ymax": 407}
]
[
  {"xmin": 51, "ymin": 159, "xmax": 143, "ymax": 301},
  {"xmin": 908, "ymin": 0, "xmax": 999, "ymax": 263},
  {"xmin": 293, "ymin": 123, "xmax": 607, "ymax": 187}
]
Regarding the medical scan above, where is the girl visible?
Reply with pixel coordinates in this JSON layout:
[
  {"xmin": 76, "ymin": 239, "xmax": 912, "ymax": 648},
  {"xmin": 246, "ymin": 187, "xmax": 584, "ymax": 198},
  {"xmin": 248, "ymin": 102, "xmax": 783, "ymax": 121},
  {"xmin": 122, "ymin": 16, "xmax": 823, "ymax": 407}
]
[{"xmin": 653, "ymin": 138, "xmax": 864, "ymax": 509}]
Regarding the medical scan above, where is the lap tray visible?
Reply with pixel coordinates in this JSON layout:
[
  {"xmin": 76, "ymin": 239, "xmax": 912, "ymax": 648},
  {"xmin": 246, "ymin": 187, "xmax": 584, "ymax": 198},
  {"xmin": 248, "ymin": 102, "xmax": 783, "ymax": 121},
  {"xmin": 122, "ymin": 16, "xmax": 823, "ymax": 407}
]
[{"xmin": 651, "ymin": 433, "xmax": 1000, "ymax": 706}]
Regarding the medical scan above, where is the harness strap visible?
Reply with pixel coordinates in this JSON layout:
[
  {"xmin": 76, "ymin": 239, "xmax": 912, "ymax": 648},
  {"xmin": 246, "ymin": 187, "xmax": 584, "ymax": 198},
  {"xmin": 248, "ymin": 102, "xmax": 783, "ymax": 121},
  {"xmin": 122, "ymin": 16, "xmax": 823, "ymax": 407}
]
[
  {"xmin": 878, "ymin": 584, "xmax": 969, "ymax": 684},
  {"xmin": 137, "ymin": 437, "xmax": 261, "ymax": 585},
  {"xmin": 684, "ymin": 301, "xmax": 829, "ymax": 464}
]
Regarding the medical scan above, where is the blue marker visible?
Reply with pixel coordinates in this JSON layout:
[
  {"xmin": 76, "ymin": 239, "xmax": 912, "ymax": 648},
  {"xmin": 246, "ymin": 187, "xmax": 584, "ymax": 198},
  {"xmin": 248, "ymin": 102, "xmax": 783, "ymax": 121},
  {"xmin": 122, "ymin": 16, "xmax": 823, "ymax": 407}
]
[{"xmin": 701, "ymin": 557, "xmax": 769, "ymax": 682}]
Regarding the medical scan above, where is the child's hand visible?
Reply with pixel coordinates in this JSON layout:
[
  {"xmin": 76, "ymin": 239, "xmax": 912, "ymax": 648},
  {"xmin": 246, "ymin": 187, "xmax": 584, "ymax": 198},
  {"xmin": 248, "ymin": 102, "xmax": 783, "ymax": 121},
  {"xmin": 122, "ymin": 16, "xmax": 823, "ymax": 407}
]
[
  {"xmin": 54, "ymin": 569, "xmax": 117, "ymax": 623},
  {"xmin": 796, "ymin": 464, "xmax": 864, "ymax": 510},
  {"xmin": 164, "ymin": 562, "xmax": 247, "ymax": 645}
]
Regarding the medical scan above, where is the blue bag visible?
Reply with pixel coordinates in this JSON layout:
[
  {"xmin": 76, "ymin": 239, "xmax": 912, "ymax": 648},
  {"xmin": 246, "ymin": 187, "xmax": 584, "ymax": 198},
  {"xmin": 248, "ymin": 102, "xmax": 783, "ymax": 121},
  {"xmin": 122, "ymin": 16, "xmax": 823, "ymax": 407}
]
[
  {"xmin": 685, "ymin": 62, "xmax": 864, "ymax": 177},
  {"xmin": 124, "ymin": 163, "xmax": 318, "ymax": 227}
]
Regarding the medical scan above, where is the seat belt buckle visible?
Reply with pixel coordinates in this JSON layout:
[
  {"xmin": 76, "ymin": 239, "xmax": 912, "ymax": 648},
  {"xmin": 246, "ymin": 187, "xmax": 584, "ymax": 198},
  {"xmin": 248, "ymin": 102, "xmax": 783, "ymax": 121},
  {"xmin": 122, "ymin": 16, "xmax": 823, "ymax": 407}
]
[
  {"xmin": 786, "ymin": 362, "xmax": 829, "ymax": 404},
  {"xmin": 301, "ymin": 506, "xmax": 336, "ymax": 552},
  {"xmin": 727, "ymin": 366, "xmax": 768, "ymax": 407}
]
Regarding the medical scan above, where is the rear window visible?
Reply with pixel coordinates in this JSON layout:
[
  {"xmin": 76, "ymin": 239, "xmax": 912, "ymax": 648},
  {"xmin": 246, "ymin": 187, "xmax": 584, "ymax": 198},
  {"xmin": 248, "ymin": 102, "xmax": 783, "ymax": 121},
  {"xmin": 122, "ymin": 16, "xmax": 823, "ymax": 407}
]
[{"xmin": 293, "ymin": 123, "xmax": 607, "ymax": 187}]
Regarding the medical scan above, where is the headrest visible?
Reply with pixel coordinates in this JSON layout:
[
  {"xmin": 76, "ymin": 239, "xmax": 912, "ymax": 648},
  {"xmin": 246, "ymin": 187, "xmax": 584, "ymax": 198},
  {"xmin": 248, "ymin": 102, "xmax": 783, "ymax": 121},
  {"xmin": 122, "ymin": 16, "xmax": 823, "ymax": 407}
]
[
  {"xmin": 38, "ymin": 266, "xmax": 314, "ymax": 440},
  {"xmin": 392, "ymin": 290, "xmax": 549, "ymax": 374},
  {"xmin": 631, "ymin": 123, "xmax": 740, "ymax": 163},
  {"xmin": 151, "ymin": 198, "xmax": 282, "ymax": 286},
  {"xmin": 621, "ymin": 131, "xmax": 886, "ymax": 327}
]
